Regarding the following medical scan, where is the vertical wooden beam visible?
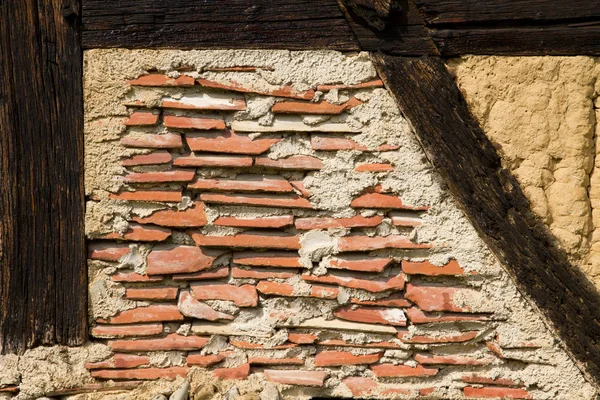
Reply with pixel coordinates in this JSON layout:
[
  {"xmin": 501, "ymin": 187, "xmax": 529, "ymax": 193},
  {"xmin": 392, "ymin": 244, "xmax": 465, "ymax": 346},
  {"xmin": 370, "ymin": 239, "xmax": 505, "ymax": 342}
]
[{"xmin": 0, "ymin": 0, "xmax": 86, "ymax": 353}]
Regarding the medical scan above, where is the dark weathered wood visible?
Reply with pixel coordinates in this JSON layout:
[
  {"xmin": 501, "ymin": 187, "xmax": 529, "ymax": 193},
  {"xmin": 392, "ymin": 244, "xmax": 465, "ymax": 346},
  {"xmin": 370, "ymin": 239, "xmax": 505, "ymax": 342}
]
[
  {"xmin": 338, "ymin": 0, "xmax": 400, "ymax": 31},
  {"xmin": 0, "ymin": 0, "xmax": 87, "ymax": 353},
  {"xmin": 374, "ymin": 55, "xmax": 600, "ymax": 385},
  {"xmin": 82, "ymin": 0, "xmax": 360, "ymax": 50}
]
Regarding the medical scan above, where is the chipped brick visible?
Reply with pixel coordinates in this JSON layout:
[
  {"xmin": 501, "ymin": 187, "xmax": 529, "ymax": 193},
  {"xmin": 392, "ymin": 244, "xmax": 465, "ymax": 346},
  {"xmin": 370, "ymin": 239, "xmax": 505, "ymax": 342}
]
[
  {"xmin": 355, "ymin": 163, "xmax": 394, "ymax": 172},
  {"xmin": 461, "ymin": 375, "xmax": 523, "ymax": 387},
  {"xmin": 124, "ymin": 287, "xmax": 178, "ymax": 301},
  {"xmin": 342, "ymin": 377, "xmax": 379, "ymax": 397},
  {"xmin": 249, "ymin": 357, "xmax": 304, "ymax": 365},
  {"xmin": 122, "ymin": 151, "xmax": 172, "ymax": 166},
  {"xmin": 163, "ymin": 115, "xmax": 225, "ymax": 130},
  {"xmin": 124, "ymin": 169, "xmax": 195, "ymax": 183},
  {"xmin": 318, "ymin": 339, "xmax": 401, "ymax": 349},
  {"xmin": 109, "ymin": 333, "xmax": 209, "ymax": 352},
  {"xmin": 200, "ymin": 193, "xmax": 312, "ymax": 209},
  {"xmin": 298, "ymin": 317, "xmax": 398, "ymax": 334},
  {"xmin": 405, "ymin": 284, "xmax": 470, "ymax": 312},
  {"xmin": 302, "ymin": 271, "xmax": 404, "ymax": 293},
  {"xmin": 173, "ymin": 154, "xmax": 253, "ymax": 168},
  {"xmin": 91, "ymin": 367, "xmax": 189, "ymax": 380},
  {"xmin": 257, "ymin": 281, "xmax": 295, "ymax": 296},
  {"xmin": 88, "ymin": 243, "xmax": 131, "ymax": 261},
  {"xmin": 350, "ymin": 293, "xmax": 411, "ymax": 307},
  {"xmin": 232, "ymin": 117, "xmax": 357, "ymax": 133},
  {"xmin": 98, "ymin": 305, "xmax": 183, "ymax": 324},
  {"xmin": 310, "ymin": 285, "xmax": 339, "ymax": 299},
  {"xmin": 338, "ymin": 235, "xmax": 431, "ymax": 251},
  {"xmin": 111, "ymin": 272, "xmax": 164, "ymax": 283},
  {"xmin": 233, "ymin": 251, "xmax": 301, "ymax": 268},
  {"xmin": 189, "ymin": 175, "xmax": 294, "ymax": 193},
  {"xmin": 328, "ymin": 256, "xmax": 393, "ymax": 273},
  {"xmin": 389, "ymin": 211, "xmax": 423, "ymax": 227},
  {"xmin": 215, "ymin": 215, "xmax": 294, "ymax": 228},
  {"xmin": 402, "ymin": 260, "xmax": 465, "ymax": 276},
  {"xmin": 288, "ymin": 333, "xmax": 318, "ymax": 344},
  {"xmin": 191, "ymin": 232, "xmax": 300, "ymax": 250},
  {"xmin": 187, "ymin": 352, "xmax": 231, "ymax": 367},
  {"xmin": 85, "ymin": 354, "xmax": 150, "ymax": 370},
  {"xmin": 185, "ymin": 130, "xmax": 279, "ymax": 154},
  {"xmin": 110, "ymin": 190, "xmax": 182, "ymax": 203},
  {"xmin": 406, "ymin": 307, "xmax": 490, "ymax": 324},
  {"xmin": 91, "ymin": 323, "xmax": 163, "ymax": 338},
  {"xmin": 255, "ymin": 155, "xmax": 323, "ymax": 170},
  {"xmin": 315, "ymin": 351, "xmax": 382, "ymax": 366},
  {"xmin": 310, "ymin": 135, "xmax": 366, "ymax": 151},
  {"xmin": 128, "ymin": 74, "xmax": 194, "ymax": 87},
  {"xmin": 178, "ymin": 290, "xmax": 234, "ymax": 321},
  {"xmin": 146, "ymin": 245, "xmax": 226, "ymax": 275},
  {"xmin": 351, "ymin": 193, "xmax": 429, "ymax": 210},
  {"xmin": 231, "ymin": 266, "xmax": 298, "ymax": 279},
  {"xmin": 371, "ymin": 364, "xmax": 438, "ymax": 378},
  {"xmin": 132, "ymin": 202, "xmax": 207, "ymax": 227},
  {"xmin": 196, "ymin": 78, "xmax": 314, "ymax": 100},
  {"xmin": 463, "ymin": 386, "xmax": 531, "ymax": 399},
  {"xmin": 161, "ymin": 93, "xmax": 246, "ymax": 111},
  {"xmin": 121, "ymin": 133, "xmax": 182, "ymax": 149},
  {"xmin": 415, "ymin": 354, "xmax": 492, "ymax": 366},
  {"xmin": 212, "ymin": 363, "xmax": 250, "ymax": 380},
  {"xmin": 172, "ymin": 265, "xmax": 230, "ymax": 281},
  {"xmin": 334, "ymin": 305, "xmax": 407, "ymax": 326},
  {"xmin": 290, "ymin": 180, "xmax": 310, "ymax": 197},
  {"xmin": 397, "ymin": 330, "xmax": 478, "ymax": 344},
  {"xmin": 230, "ymin": 340, "xmax": 297, "ymax": 350},
  {"xmin": 317, "ymin": 79, "xmax": 384, "ymax": 91},
  {"xmin": 264, "ymin": 370, "xmax": 328, "ymax": 387},
  {"xmin": 124, "ymin": 111, "xmax": 159, "ymax": 126},
  {"xmin": 295, "ymin": 215, "xmax": 383, "ymax": 230},
  {"xmin": 272, "ymin": 98, "xmax": 361, "ymax": 114},
  {"xmin": 99, "ymin": 223, "xmax": 171, "ymax": 242},
  {"xmin": 191, "ymin": 283, "xmax": 258, "ymax": 307}
]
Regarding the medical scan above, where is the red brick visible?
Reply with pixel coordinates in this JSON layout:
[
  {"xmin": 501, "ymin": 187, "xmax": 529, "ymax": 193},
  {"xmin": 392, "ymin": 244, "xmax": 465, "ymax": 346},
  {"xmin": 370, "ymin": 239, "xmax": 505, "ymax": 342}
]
[
  {"xmin": 318, "ymin": 339, "xmax": 401, "ymax": 349},
  {"xmin": 191, "ymin": 232, "xmax": 300, "ymax": 250},
  {"xmin": 128, "ymin": 74, "xmax": 194, "ymax": 87},
  {"xmin": 406, "ymin": 307, "xmax": 490, "ymax": 324},
  {"xmin": 415, "ymin": 354, "xmax": 492, "ymax": 366},
  {"xmin": 338, "ymin": 235, "xmax": 431, "ymax": 251},
  {"xmin": 111, "ymin": 272, "xmax": 164, "ymax": 283},
  {"xmin": 310, "ymin": 285, "xmax": 339, "ymax": 299},
  {"xmin": 0, "ymin": 387, "xmax": 18, "ymax": 394},
  {"xmin": 99, "ymin": 305, "xmax": 183, "ymax": 324},
  {"xmin": 99, "ymin": 224, "xmax": 171, "ymax": 242},
  {"xmin": 124, "ymin": 287, "xmax": 178, "ymax": 301},
  {"xmin": 122, "ymin": 151, "xmax": 172, "ymax": 166},
  {"xmin": 389, "ymin": 211, "xmax": 422, "ymax": 227},
  {"xmin": 162, "ymin": 97, "xmax": 246, "ymax": 111},
  {"xmin": 124, "ymin": 169, "xmax": 195, "ymax": 183},
  {"xmin": 121, "ymin": 133, "xmax": 183, "ymax": 149},
  {"xmin": 91, "ymin": 367, "xmax": 189, "ymax": 380},
  {"xmin": 290, "ymin": 180, "xmax": 310, "ymax": 197},
  {"xmin": 461, "ymin": 375, "xmax": 523, "ymax": 387},
  {"xmin": 310, "ymin": 135, "xmax": 366, "ymax": 151},
  {"xmin": 85, "ymin": 354, "xmax": 150, "ymax": 370},
  {"xmin": 124, "ymin": 111, "xmax": 159, "ymax": 126},
  {"xmin": 215, "ymin": 215, "xmax": 293, "ymax": 228},
  {"xmin": 328, "ymin": 256, "xmax": 392, "ymax": 273},
  {"xmin": 334, "ymin": 305, "xmax": 407, "ymax": 326},
  {"xmin": 187, "ymin": 352, "xmax": 231, "ymax": 367},
  {"xmin": 163, "ymin": 115, "xmax": 225, "ymax": 130},
  {"xmin": 132, "ymin": 202, "xmax": 207, "ymax": 227},
  {"xmin": 317, "ymin": 79, "xmax": 383, "ymax": 91},
  {"xmin": 172, "ymin": 265, "xmax": 230, "ymax": 281},
  {"xmin": 463, "ymin": 386, "xmax": 531, "ymax": 399},
  {"xmin": 257, "ymin": 281, "xmax": 295, "ymax": 296},
  {"xmin": 249, "ymin": 357, "xmax": 304, "ymax": 365},
  {"xmin": 420, "ymin": 388, "xmax": 436, "ymax": 396},
  {"xmin": 212, "ymin": 363, "xmax": 250, "ymax": 380},
  {"xmin": 88, "ymin": 243, "xmax": 131, "ymax": 261},
  {"xmin": 233, "ymin": 266, "xmax": 297, "ymax": 279},
  {"xmin": 402, "ymin": 260, "xmax": 465, "ymax": 276},
  {"xmin": 302, "ymin": 271, "xmax": 404, "ymax": 293},
  {"xmin": 371, "ymin": 364, "xmax": 438, "ymax": 378},
  {"xmin": 230, "ymin": 340, "xmax": 297, "ymax": 350},
  {"xmin": 196, "ymin": 78, "xmax": 315, "ymax": 100},
  {"xmin": 485, "ymin": 341, "xmax": 505, "ymax": 359},
  {"xmin": 174, "ymin": 154, "xmax": 253, "ymax": 168},
  {"xmin": 405, "ymin": 284, "xmax": 469, "ymax": 312},
  {"xmin": 189, "ymin": 175, "xmax": 294, "ymax": 192},
  {"xmin": 397, "ymin": 330, "xmax": 478, "ymax": 344},
  {"xmin": 315, "ymin": 351, "xmax": 382, "ymax": 366},
  {"xmin": 342, "ymin": 377, "xmax": 379, "ymax": 397},
  {"xmin": 233, "ymin": 251, "xmax": 301, "ymax": 267},
  {"xmin": 200, "ymin": 193, "xmax": 312, "ymax": 209},
  {"xmin": 109, "ymin": 333, "xmax": 209, "ymax": 351},
  {"xmin": 350, "ymin": 294, "xmax": 411, "ymax": 307},
  {"xmin": 91, "ymin": 323, "xmax": 163, "ymax": 338},
  {"xmin": 191, "ymin": 283, "xmax": 258, "ymax": 307},
  {"xmin": 110, "ymin": 190, "xmax": 182, "ymax": 203},
  {"xmin": 186, "ymin": 130, "xmax": 279, "ymax": 154},
  {"xmin": 295, "ymin": 215, "xmax": 382, "ymax": 230},
  {"xmin": 178, "ymin": 290, "xmax": 234, "ymax": 321},
  {"xmin": 272, "ymin": 98, "xmax": 361, "ymax": 115},
  {"xmin": 355, "ymin": 163, "xmax": 394, "ymax": 172},
  {"xmin": 288, "ymin": 333, "xmax": 318, "ymax": 344},
  {"xmin": 351, "ymin": 193, "xmax": 429, "ymax": 210},
  {"xmin": 255, "ymin": 155, "xmax": 323, "ymax": 170},
  {"xmin": 264, "ymin": 370, "xmax": 327, "ymax": 387},
  {"xmin": 146, "ymin": 245, "xmax": 226, "ymax": 275}
]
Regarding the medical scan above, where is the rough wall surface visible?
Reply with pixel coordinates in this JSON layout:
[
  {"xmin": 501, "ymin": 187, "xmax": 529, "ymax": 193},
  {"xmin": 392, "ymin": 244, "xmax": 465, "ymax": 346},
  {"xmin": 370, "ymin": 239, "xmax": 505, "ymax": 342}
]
[{"xmin": 448, "ymin": 56, "xmax": 600, "ymax": 287}]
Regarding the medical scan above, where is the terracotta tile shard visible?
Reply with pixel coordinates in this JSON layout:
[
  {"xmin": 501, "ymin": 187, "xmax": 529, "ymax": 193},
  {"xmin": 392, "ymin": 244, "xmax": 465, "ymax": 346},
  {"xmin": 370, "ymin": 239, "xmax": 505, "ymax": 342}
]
[
  {"xmin": 371, "ymin": 364, "xmax": 438, "ymax": 378},
  {"xmin": 461, "ymin": 375, "xmax": 523, "ymax": 387},
  {"xmin": 231, "ymin": 117, "xmax": 358, "ymax": 133},
  {"xmin": 124, "ymin": 169, "xmax": 195, "ymax": 183},
  {"xmin": 163, "ymin": 115, "xmax": 226, "ymax": 130},
  {"xmin": 328, "ymin": 256, "xmax": 393, "ymax": 273},
  {"xmin": 249, "ymin": 357, "xmax": 304, "ymax": 365},
  {"xmin": 295, "ymin": 215, "xmax": 383, "ymax": 230},
  {"xmin": 98, "ymin": 224, "xmax": 171, "ymax": 242},
  {"xmin": 122, "ymin": 151, "xmax": 172, "ymax": 166},
  {"xmin": 298, "ymin": 317, "xmax": 398, "ymax": 334},
  {"xmin": 124, "ymin": 287, "xmax": 178, "ymax": 301},
  {"xmin": 91, "ymin": 366, "xmax": 189, "ymax": 380},
  {"xmin": 288, "ymin": 333, "xmax": 318, "ymax": 344},
  {"xmin": 109, "ymin": 333, "xmax": 209, "ymax": 352},
  {"xmin": 172, "ymin": 265, "xmax": 230, "ymax": 281},
  {"xmin": 215, "ymin": 215, "xmax": 294, "ymax": 229},
  {"xmin": 174, "ymin": 154, "xmax": 253, "ymax": 168},
  {"xmin": 302, "ymin": 271, "xmax": 404, "ymax": 293},
  {"xmin": 233, "ymin": 251, "xmax": 301, "ymax": 268},
  {"xmin": 315, "ymin": 351, "xmax": 382, "ymax": 367},
  {"xmin": 132, "ymin": 202, "xmax": 207, "ymax": 227},
  {"xmin": 110, "ymin": 190, "xmax": 182, "ymax": 203},
  {"xmin": 405, "ymin": 284, "xmax": 471, "ymax": 312},
  {"xmin": 351, "ymin": 193, "xmax": 429, "ymax": 210},
  {"xmin": 378, "ymin": 144, "xmax": 401, "ymax": 151},
  {"xmin": 402, "ymin": 259, "xmax": 465, "ymax": 276},
  {"xmin": 350, "ymin": 293, "xmax": 412, "ymax": 307},
  {"xmin": 389, "ymin": 211, "xmax": 423, "ymax": 227},
  {"xmin": 91, "ymin": 323, "xmax": 163, "ymax": 338},
  {"xmin": 187, "ymin": 352, "xmax": 231, "ymax": 367},
  {"xmin": 318, "ymin": 339, "xmax": 401, "ymax": 349},
  {"xmin": 257, "ymin": 281, "xmax": 295, "ymax": 296},
  {"xmin": 264, "ymin": 370, "xmax": 328, "ymax": 387},
  {"xmin": 338, "ymin": 235, "xmax": 431, "ymax": 251},
  {"xmin": 111, "ymin": 272, "xmax": 164, "ymax": 283},
  {"xmin": 85, "ymin": 354, "xmax": 150, "ymax": 370},
  {"xmin": 146, "ymin": 245, "xmax": 226, "ymax": 275},
  {"xmin": 398, "ymin": 330, "xmax": 478, "ymax": 344},
  {"xmin": 272, "ymin": 98, "xmax": 361, "ymax": 115},
  {"xmin": 255, "ymin": 155, "xmax": 323, "ymax": 170},
  {"xmin": 185, "ymin": 130, "xmax": 278, "ymax": 154},
  {"xmin": 231, "ymin": 266, "xmax": 298, "ymax": 279},
  {"xmin": 88, "ymin": 243, "xmax": 131, "ymax": 261},
  {"xmin": 200, "ymin": 193, "xmax": 312, "ymax": 209},
  {"xmin": 415, "ymin": 353, "xmax": 493, "ymax": 366},
  {"xmin": 124, "ymin": 112, "xmax": 159, "ymax": 126},
  {"xmin": 406, "ymin": 307, "xmax": 490, "ymax": 324},
  {"xmin": 310, "ymin": 285, "xmax": 339, "ymax": 299},
  {"xmin": 191, "ymin": 232, "xmax": 300, "ymax": 250},
  {"xmin": 230, "ymin": 340, "xmax": 297, "ymax": 350},
  {"xmin": 196, "ymin": 78, "xmax": 314, "ymax": 100},
  {"xmin": 290, "ymin": 180, "xmax": 310, "ymax": 197},
  {"xmin": 343, "ymin": 377, "xmax": 379, "ymax": 397},
  {"xmin": 191, "ymin": 283, "xmax": 258, "ymax": 307},
  {"xmin": 212, "ymin": 363, "xmax": 250, "ymax": 380},
  {"xmin": 463, "ymin": 387, "xmax": 531, "ymax": 399},
  {"xmin": 99, "ymin": 305, "xmax": 183, "ymax": 325},
  {"xmin": 334, "ymin": 305, "xmax": 407, "ymax": 326},
  {"xmin": 311, "ymin": 135, "xmax": 366, "ymax": 151},
  {"xmin": 121, "ymin": 133, "xmax": 182, "ymax": 149},
  {"xmin": 161, "ymin": 94, "xmax": 246, "ymax": 111},
  {"xmin": 317, "ymin": 79, "xmax": 384, "ymax": 91},
  {"xmin": 128, "ymin": 74, "xmax": 194, "ymax": 87},
  {"xmin": 178, "ymin": 290, "xmax": 234, "ymax": 321},
  {"xmin": 189, "ymin": 175, "xmax": 293, "ymax": 193},
  {"xmin": 355, "ymin": 163, "xmax": 394, "ymax": 172}
]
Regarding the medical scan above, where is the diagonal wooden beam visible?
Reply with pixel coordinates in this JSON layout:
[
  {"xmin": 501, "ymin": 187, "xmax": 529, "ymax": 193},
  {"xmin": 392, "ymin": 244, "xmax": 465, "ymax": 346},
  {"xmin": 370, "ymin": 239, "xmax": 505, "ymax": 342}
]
[{"xmin": 373, "ymin": 54, "xmax": 600, "ymax": 386}]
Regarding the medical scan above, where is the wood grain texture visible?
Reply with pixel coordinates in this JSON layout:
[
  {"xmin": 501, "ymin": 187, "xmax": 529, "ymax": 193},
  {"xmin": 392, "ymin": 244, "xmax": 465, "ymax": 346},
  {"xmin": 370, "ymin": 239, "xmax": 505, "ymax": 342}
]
[
  {"xmin": 82, "ymin": 0, "xmax": 360, "ymax": 50},
  {"xmin": 0, "ymin": 0, "xmax": 87, "ymax": 353},
  {"xmin": 373, "ymin": 55, "xmax": 600, "ymax": 385}
]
